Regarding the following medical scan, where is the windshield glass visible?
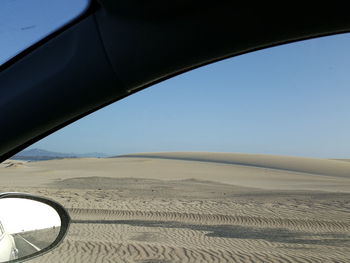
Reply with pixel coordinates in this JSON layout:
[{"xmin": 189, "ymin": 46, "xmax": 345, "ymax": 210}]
[
  {"xmin": 0, "ymin": 0, "xmax": 90, "ymax": 66},
  {"xmin": 2, "ymin": 34, "xmax": 350, "ymax": 262}
]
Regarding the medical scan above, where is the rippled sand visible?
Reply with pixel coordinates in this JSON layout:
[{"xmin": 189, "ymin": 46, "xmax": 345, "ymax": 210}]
[{"xmin": 1, "ymin": 153, "xmax": 350, "ymax": 262}]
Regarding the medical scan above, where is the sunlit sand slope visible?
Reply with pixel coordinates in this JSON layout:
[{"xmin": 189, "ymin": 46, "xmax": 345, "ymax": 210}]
[
  {"xmin": 3, "ymin": 152, "xmax": 350, "ymax": 192},
  {"xmin": 118, "ymin": 152, "xmax": 350, "ymax": 178}
]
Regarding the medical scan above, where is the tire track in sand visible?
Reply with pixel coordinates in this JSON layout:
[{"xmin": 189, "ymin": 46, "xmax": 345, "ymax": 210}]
[{"xmin": 69, "ymin": 208, "xmax": 350, "ymax": 233}]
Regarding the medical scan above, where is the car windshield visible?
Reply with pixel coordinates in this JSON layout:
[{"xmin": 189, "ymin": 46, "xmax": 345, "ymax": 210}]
[{"xmin": 1, "ymin": 34, "xmax": 350, "ymax": 262}]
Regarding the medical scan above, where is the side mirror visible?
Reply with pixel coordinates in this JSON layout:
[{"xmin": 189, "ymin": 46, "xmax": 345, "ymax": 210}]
[{"xmin": 0, "ymin": 193, "xmax": 70, "ymax": 262}]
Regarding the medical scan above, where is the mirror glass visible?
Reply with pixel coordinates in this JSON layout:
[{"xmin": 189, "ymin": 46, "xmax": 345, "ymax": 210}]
[
  {"xmin": 0, "ymin": 198, "xmax": 61, "ymax": 262},
  {"xmin": 0, "ymin": 0, "xmax": 90, "ymax": 66}
]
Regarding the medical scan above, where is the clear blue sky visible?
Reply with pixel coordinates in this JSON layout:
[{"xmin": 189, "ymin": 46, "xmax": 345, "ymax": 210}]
[
  {"xmin": 33, "ymin": 33, "xmax": 350, "ymax": 158},
  {"xmin": 2, "ymin": 2, "xmax": 350, "ymax": 158},
  {"xmin": 0, "ymin": 0, "xmax": 88, "ymax": 65}
]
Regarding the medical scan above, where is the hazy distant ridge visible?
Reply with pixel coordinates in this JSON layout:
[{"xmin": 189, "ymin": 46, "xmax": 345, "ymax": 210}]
[{"xmin": 12, "ymin": 148, "xmax": 108, "ymax": 161}]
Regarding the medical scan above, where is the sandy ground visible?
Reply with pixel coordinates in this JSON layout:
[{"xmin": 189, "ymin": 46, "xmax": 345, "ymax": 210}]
[{"xmin": 0, "ymin": 152, "xmax": 349, "ymax": 262}]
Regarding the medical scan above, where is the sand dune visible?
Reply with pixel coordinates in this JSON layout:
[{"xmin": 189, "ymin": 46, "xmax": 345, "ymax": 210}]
[
  {"xmin": 1, "ymin": 152, "xmax": 349, "ymax": 262},
  {"xmin": 3, "ymin": 153, "xmax": 350, "ymax": 192},
  {"xmin": 118, "ymin": 152, "xmax": 350, "ymax": 178}
]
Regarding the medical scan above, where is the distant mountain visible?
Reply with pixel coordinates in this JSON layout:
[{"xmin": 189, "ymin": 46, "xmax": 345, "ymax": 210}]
[
  {"xmin": 12, "ymin": 148, "xmax": 108, "ymax": 161},
  {"xmin": 15, "ymin": 149, "xmax": 73, "ymax": 158}
]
